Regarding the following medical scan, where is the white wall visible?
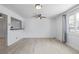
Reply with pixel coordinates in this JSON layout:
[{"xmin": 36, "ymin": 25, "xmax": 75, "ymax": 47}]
[
  {"xmin": 0, "ymin": 5, "xmax": 25, "ymax": 46},
  {"xmin": 0, "ymin": 5, "xmax": 56, "ymax": 46},
  {"xmin": 55, "ymin": 15, "xmax": 63, "ymax": 41},
  {"xmin": 23, "ymin": 18, "xmax": 56, "ymax": 38}
]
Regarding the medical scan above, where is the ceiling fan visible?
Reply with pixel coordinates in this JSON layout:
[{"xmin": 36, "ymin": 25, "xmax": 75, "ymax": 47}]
[
  {"xmin": 32, "ymin": 4, "xmax": 46, "ymax": 19},
  {"xmin": 33, "ymin": 14, "xmax": 46, "ymax": 19}
]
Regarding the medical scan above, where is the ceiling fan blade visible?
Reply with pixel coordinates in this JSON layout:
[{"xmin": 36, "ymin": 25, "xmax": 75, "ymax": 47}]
[
  {"xmin": 39, "ymin": 17, "xmax": 46, "ymax": 19},
  {"xmin": 41, "ymin": 16, "xmax": 46, "ymax": 18},
  {"xmin": 33, "ymin": 15, "xmax": 39, "ymax": 18},
  {"xmin": 32, "ymin": 14, "xmax": 46, "ymax": 19},
  {"xmin": 42, "ymin": 16, "xmax": 46, "ymax": 18}
]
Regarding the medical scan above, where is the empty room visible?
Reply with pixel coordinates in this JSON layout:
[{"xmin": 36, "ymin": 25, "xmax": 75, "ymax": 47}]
[{"xmin": 0, "ymin": 4, "xmax": 79, "ymax": 54}]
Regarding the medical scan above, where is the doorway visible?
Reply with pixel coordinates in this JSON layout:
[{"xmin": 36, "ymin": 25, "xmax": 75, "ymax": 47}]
[{"xmin": 0, "ymin": 13, "xmax": 7, "ymax": 54}]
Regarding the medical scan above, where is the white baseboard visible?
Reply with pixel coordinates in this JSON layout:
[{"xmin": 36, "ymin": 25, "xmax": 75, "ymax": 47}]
[
  {"xmin": 22, "ymin": 37, "xmax": 56, "ymax": 39},
  {"xmin": 66, "ymin": 42, "xmax": 79, "ymax": 51}
]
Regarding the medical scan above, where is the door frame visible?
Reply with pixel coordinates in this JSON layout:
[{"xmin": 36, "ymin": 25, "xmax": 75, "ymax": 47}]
[{"xmin": 0, "ymin": 13, "xmax": 8, "ymax": 53}]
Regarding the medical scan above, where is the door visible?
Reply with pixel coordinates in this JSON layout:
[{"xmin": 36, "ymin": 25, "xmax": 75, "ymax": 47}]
[{"xmin": 0, "ymin": 13, "xmax": 7, "ymax": 53}]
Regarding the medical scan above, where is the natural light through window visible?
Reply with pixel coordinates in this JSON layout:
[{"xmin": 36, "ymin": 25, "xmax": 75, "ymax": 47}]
[
  {"xmin": 69, "ymin": 15, "xmax": 75, "ymax": 32},
  {"xmin": 76, "ymin": 13, "xmax": 79, "ymax": 31},
  {"xmin": 69, "ymin": 12, "xmax": 79, "ymax": 32}
]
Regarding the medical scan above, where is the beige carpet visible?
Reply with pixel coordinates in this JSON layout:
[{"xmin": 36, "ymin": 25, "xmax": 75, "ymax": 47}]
[{"xmin": 8, "ymin": 38, "xmax": 79, "ymax": 54}]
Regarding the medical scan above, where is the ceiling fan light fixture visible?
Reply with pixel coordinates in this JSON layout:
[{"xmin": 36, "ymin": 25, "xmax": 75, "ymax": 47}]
[{"xmin": 35, "ymin": 4, "xmax": 42, "ymax": 9}]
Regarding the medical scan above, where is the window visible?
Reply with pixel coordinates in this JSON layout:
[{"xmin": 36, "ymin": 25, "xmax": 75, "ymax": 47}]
[
  {"xmin": 10, "ymin": 17, "xmax": 22, "ymax": 30},
  {"xmin": 76, "ymin": 13, "xmax": 79, "ymax": 31},
  {"xmin": 69, "ymin": 15, "xmax": 75, "ymax": 32},
  {"xmin": 69, "ymin": 12, "xmax": 79, "ymax": 32}
]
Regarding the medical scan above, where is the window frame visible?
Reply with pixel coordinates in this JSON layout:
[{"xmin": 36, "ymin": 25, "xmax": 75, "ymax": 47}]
[{"xmin": 68, "ymin": 12, "xmax": 79, "ymax": 32}]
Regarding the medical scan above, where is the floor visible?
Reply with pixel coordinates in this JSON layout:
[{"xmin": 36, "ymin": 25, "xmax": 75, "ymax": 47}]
[
  {"xmin": 0, "ymin": 38, "xmax": 7, "ymax": 54},
  {"xmin": 8, "ymin": 38, "xmax": 79, "ymax": 54}
]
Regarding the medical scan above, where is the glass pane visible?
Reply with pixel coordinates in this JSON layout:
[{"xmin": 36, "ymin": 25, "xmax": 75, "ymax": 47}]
[
  {"xmin": 76, "ymin": 13, "xmax": 79, "ymax": 20},
  {"xmin": 69, "ymin": 15, "xmax": 75, "ymax": 20},
  {"xmin": 69, "ymin": 15, "xmax": 75, "ymax": 32},
  {"xmin": 76, "ymin": 13, "xmax": 79, "ymax": 31},
  {"xmin": 76, "ymin": 22, "xmax": 79, "ymax": 30},
  {"xmin": 69, "ymin": 15, "xmax": 75, "ymax": 24}
]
